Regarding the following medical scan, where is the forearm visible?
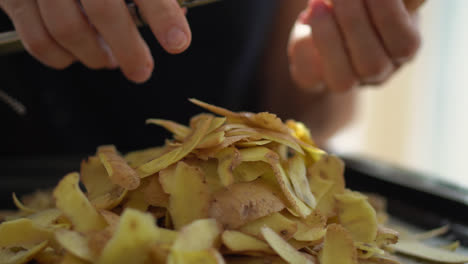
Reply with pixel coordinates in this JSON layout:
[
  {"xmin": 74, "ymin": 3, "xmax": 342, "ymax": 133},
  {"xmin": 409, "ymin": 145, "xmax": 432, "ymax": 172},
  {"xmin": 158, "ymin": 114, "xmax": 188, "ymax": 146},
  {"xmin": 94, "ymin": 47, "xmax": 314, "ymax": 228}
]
[{"xmin": 259, "ymin": 0, "xmax": 356, "ymax": 146}]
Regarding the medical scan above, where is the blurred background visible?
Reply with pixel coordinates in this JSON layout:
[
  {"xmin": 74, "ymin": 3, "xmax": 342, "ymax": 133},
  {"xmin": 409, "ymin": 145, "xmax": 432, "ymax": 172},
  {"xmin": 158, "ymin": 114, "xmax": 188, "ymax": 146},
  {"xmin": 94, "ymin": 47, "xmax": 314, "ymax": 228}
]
[{"xmin": 329, "ymin": 0, "xmax": 468, "ymax": 189}]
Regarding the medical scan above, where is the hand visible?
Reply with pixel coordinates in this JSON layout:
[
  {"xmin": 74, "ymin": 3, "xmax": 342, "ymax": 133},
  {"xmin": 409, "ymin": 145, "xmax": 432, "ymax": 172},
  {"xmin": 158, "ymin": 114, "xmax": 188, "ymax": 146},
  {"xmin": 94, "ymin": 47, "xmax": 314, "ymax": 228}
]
[
  {"xmin": 0, "ymin": 0, "xmax": 191, "ymax": 83},
  {"xmin": 288, "ymin": 0, "xmax": 421, "ymax": 92}
]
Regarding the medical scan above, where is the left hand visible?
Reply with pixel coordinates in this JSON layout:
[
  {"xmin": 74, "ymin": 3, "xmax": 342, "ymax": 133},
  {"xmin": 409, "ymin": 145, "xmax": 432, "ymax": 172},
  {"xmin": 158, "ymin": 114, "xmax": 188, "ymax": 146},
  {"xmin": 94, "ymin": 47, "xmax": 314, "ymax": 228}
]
[{"xmin": 288, "ymin": 0, "xmax": 421, "ymax": 92}]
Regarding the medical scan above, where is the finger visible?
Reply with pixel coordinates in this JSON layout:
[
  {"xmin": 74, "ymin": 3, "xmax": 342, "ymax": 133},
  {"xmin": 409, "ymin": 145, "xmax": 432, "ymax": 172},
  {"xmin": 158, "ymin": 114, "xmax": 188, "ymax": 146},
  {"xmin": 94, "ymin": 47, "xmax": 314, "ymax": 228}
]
[
  {"xmin": 288, "ymin": 21, "xmax": 325, "ymax": 92},
  {"xmin": 0, "ymin": 0, "xmax": 75, "ymax": 69},
  {"xmin": 332, "ymin": 0, "xmax": 394, "ymax": 84},
  {"xmin": 81, "ymin": 0, "xmax": 153, "ymax": 83},
  {"xmin": 365, "ymin": 0, "xmax": 421, "ymax": 64},
  {"xmin": 308, "ymin": 0, "xmax": 358, "ymax": 92},
  {"xmin": 135, "ymin": 0, "xmax": 191, "ymax": 54},
  {"xmin": 37, "ymin": 0, "xmax": 118, "ymax": 69}
]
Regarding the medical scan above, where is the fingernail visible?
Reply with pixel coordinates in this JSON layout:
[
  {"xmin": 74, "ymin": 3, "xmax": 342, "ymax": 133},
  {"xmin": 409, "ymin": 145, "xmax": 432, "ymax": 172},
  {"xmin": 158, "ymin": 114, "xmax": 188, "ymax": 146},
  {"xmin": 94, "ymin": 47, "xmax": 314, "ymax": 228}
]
[{"xmin": 166, "ymin": 27, "xmax": 188, "ymax": 51}]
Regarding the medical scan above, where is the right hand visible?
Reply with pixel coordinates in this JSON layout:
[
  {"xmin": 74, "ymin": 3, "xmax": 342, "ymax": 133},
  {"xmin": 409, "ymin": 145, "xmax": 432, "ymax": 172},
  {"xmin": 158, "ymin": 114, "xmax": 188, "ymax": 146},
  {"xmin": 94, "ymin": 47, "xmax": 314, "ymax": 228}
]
[
  {"xmin": 288, "ymin": 0, "xmax": 421, "ymax": 92},
  {"xmin": 0, "ymin": 0, "xmax": 191, "ymax": 83}
]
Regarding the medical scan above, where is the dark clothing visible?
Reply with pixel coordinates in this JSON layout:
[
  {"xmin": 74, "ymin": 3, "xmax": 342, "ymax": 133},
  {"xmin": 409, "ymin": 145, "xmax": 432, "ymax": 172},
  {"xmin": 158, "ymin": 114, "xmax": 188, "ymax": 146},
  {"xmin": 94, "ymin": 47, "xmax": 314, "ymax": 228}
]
[{"xmin": 0, "ymin": 0, "xmax": 278, "ymax": 155}]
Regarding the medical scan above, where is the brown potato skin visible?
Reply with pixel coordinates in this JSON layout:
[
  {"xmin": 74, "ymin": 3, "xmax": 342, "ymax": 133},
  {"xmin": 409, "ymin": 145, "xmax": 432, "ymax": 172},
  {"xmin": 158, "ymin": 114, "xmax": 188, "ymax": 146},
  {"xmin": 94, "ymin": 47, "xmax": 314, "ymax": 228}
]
[{"xmin": 209, "ymin": 180, "xmax": 286, "ymax": 229}]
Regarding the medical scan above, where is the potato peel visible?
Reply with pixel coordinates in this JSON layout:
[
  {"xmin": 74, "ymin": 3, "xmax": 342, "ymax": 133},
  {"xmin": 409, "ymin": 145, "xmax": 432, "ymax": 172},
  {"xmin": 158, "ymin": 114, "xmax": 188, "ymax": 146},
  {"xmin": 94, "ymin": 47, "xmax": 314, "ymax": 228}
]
[
  {"xmin": 391, "ymin": 239, "xmax": 468, "ymax": 263},
  {"xmin": 222, "ymin": 230, "xmax": 274, "ymax": 254},
  {"xmin": 97, "ymin": 145, "xmax": 140, "ymax": 190},
  {"xmin": 53, "ymin": 173, "xmax": 107, "ymax": 233},
  {"xmin": 160, "ymin": 162, "xmax": 211, "ymax": 229},
  {"xmin": 0, "ymin": 240, "xmax": 48, "ymax": 264},
  {"xmin": 137, "ymin": 115, "xmax": 212, "ymax": 177},
  {"xmin": 261, "ymin": 226, "xmax": 314, "ymax": 264},
  {"xmin": 335, "ymin": 191, "xmax": 378, "ymax": 243},
  {"xmin": 319, "ymin": 224, "xmax": 358, "ymax": 264},
  {"xmin": 2, "ymin": 98, "xmax": 459, "ymax": 264},
  {"xmin": 97, "ymin": 209, "xmax": 159, "ymax": 264},
  {"xmin": 209, "ymin": 180, "xmax": 285, "ymax": 229}
]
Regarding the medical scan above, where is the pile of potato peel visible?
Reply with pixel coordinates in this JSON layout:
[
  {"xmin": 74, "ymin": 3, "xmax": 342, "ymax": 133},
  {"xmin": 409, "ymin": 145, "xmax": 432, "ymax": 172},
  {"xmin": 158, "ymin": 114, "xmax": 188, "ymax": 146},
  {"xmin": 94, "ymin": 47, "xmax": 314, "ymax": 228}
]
[{"xmin": 1, "ymin": 99, "xmax": 467, "ymax": 264}]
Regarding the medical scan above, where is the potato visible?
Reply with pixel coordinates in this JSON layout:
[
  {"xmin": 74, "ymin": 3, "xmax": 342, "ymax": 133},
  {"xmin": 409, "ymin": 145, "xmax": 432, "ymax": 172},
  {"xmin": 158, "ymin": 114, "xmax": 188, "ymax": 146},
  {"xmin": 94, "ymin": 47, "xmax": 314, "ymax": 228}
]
[
  {"xmin": 221, "ymin": 230, "xmax": 273, "ymax": 254},
  {"xmin": 238, "ymin": 212, "xmax": 297, "ymax": 241},
  {"xmin": 261, "ymin": 226, "xmax": 314, "ymax": 264},
  {"xmin": 160, "ymin": 162, "xmax": 211, "ymax": 229},
  {"xmin": 209, "ymin": 180, "xmax": 285, "ymax": 229},
  {"xmin": 319, "ymin": 224, "xmax": 358, "ymax": 264},
  {"xmin": 53, "ymin": 173, "xmax": 107, "ymax": 233},
  {"xmin": 335, "ymin": 191, "xmax": 378, "ymax": 243}
]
